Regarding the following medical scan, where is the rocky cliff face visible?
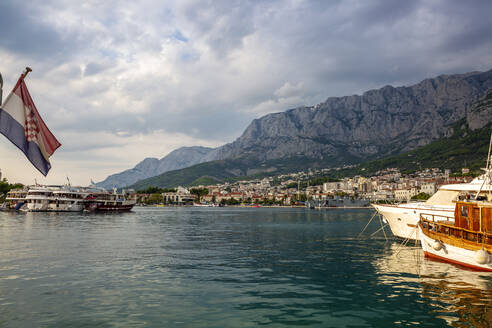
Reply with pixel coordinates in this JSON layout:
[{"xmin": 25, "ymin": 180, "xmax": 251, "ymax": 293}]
[
  {"xmin": 96, "ymin": 146, "xmax": 215, "ymax": 189},
  {"xmin": 213, "ymin": 70, "xmax": 492, "ymax": 162},
  {"xmin": 467, "ymin": 88, "xmax": 492, "ymax": 130}
]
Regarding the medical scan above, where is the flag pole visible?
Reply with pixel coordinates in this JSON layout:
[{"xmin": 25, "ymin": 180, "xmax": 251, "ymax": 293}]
[{"xmin": 21, "ymin": 67, "xmax": 32, "ymax": 80}]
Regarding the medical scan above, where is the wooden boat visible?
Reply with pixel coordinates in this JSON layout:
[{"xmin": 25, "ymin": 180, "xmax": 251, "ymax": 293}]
[{"xmin": 418, "ymin": 199, "xmax": 492, "ymax": 271}]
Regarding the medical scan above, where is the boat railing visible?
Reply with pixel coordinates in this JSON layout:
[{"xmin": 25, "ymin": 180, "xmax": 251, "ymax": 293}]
[
  {"xmin": 419, "ymin": 213, "xmax": 454, "ymax": 222},
  {"xmin": 420, "ymin": 215, "xmax": 492, "ymax": 246}
]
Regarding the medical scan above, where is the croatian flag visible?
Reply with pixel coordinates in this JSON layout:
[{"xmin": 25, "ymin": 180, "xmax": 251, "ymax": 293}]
[{"xmin": 0, "ymin": 73, "xmax": 61, "ymax": 176}]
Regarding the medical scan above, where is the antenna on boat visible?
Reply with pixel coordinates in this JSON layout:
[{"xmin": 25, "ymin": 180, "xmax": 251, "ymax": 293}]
[{"xmin": 474, "ymin": 132, "xmax": 492, "ymax": 200}]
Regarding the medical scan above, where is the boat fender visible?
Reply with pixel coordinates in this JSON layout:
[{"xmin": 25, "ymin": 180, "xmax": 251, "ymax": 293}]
[
  {"xmin": 475, "ymin": 249, "xmax": 490, "ymax": 265},
  {"xmin": 432, "ymin": 240, "xmax": 442, "ymax": 251}
]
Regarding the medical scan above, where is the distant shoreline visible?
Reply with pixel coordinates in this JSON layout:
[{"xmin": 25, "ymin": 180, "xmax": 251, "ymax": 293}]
[{"xmin": 138, "ymin": 205, "xmax": 372, "ymax": 209}]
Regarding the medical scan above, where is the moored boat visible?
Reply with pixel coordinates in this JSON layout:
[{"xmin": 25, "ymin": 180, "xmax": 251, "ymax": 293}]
[
  {"xmin": 84, "ymin": 190, "xmax": 136, "ymax": 212},
  {"xmin": 418, "ymin": 199, "xmax": 492, "ymax": 271},
  {"xmin": 23, "ymin": 186, "xmax": 89, "ymax": 212},
  {"xmin": 5, "ymin": 188, "xmax": 28, "ymax": 210}
]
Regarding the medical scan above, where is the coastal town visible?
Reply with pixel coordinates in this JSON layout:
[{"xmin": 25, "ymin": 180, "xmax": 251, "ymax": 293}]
[
  {"xmin": 135, "ymin": 166, "xmax": 474, "ymax": 206},
  {"xmin": 1, "ymin": 165, "xmax": 473, "ymax": 209}
]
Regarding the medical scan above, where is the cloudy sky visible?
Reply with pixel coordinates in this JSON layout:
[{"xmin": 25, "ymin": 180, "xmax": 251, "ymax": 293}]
[{"xmin": 1, "ymin": 0, "xmax": 492, "ymax": 185}]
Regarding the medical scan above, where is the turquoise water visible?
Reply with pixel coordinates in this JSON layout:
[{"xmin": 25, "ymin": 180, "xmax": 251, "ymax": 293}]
[{"xmin": 0, "ymin": 207, "xmax": 491, "ymax": 327}]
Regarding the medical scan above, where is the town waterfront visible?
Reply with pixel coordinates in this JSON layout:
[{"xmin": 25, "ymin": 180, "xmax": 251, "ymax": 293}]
[{"xmin": 0, "ymin": 207, "xmax": 491, "ymax": 327}]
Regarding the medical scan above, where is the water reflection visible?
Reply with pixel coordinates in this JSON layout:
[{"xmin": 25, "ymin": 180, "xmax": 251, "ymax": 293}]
[{"xmin": 375, "ymin": 243, "xmax": 492, "ymax": 327}]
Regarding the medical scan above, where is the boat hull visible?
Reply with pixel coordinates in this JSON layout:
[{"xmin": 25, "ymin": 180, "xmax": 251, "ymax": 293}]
[
  {"xmin": 373, "ymin": 203, "xmax": 453, "ymax": 240},
  {"xmin": 25, "ymin": 203, "xmax": 84, "ymax": 212},
  {"xmin": 85, "ymin": 202, "xmax": 134, "ymax": 212},
  {"xmin": 93, "ymin": 204, "xmax": 134, "ymax": 212},
  {"xmin": 419, "ymin": 226, "xmax": 492, "ymax": 272}
]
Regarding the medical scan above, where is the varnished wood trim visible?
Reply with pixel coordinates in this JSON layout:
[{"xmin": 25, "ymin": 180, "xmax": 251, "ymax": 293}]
[{"xmin": 420, "ymin": 223, "xmax": 492, "ymax": 252}]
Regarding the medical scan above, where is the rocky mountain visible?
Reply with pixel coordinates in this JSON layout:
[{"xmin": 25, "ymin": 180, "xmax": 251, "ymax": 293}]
[
  {"xmin": 130, "ymin": 121, "xmax": 492, "ymax": 190},
  {"xmin": 467, "ymin": 88, "xmax": 492, "ymax": 130},
  {"xmin": 95, "ymin": 146, "xmax": 215, "ymax": 189},
  {"xmin": 212, "ymin": 70, "xmax": 492, "ymax": 163}
]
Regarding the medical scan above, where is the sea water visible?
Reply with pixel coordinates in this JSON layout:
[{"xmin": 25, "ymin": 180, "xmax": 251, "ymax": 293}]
[{"xmin": 0, "ymin": 207, "xmax": 490, "ymax": 327}]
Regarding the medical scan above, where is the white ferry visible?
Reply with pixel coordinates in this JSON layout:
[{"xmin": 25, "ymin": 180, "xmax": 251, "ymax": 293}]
[{"xmin": 24, "ymin": 186, "xmax": 89, "ymax": 212}]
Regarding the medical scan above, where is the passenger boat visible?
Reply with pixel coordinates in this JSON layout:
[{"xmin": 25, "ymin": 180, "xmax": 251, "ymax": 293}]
[
  {"xmin": 24, "ymin": 186, "xmax": 88, "ymax": 212},
  {"xmin": 84, "ymin": 190, "xmax": 136, "ymax": 212},
  {"xmin": 5, "ymin": 188, "xmax": 28, "ymax": 210},
  {"xmin": 418, "ymin": 198, "xmax": 492, "ymax": 271}
]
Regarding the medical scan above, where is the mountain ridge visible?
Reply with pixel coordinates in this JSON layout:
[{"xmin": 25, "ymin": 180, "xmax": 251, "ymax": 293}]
[
  {"xmin": 95, "ymin": 146, "xmax": 215, "ymax": 189},
  {"xmin": 98, "ymin": 69, "xmax": 492, "ymax": 189}
]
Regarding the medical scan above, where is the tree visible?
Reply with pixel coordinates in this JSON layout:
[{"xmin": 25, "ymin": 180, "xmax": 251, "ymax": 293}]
[
  {"xmin": 137, "ymin": 187, "xmax": 176, "ymax": 194},
  {"xmin": 146, "ymin": 193, "xmax": 163, "ymax": 205},
  {"xmin": 411, "ymin": 192, "xmax": 430, "ymax": 201},
  {"xmin": 190, "ymin": 188, "xmax": 209, "ymax": 202},
  {"xmin": 0, "ymin": 181, "xmax": 24, "ymax": 202}
]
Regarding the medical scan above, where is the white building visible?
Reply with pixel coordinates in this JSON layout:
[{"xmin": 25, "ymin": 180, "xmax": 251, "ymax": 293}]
[
  {"xmin": 162, "ymin": 186, "xmax": 196, "ymax": 204},
  {"xmin": 421, "ymin": 183, "xmax": 436, "ymax": 195},
  {"xmin": 394, "ymin": 188, "xmax": 419, "ymax": 201}
]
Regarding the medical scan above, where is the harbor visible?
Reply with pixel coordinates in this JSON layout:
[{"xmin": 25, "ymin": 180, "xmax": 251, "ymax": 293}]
[
  {"xmin": 0, "ymin": 1, "xmax": 491, "ymax": 326},
  {"xmin": 1, "ymin": 206, "xmax": 491, "ymax": 327}
]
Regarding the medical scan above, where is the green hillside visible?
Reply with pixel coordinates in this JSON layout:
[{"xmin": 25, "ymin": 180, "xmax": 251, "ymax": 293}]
[
  {"xmin": 357, "ymin": 121, "xmax": 491, "ymax": 176},
  {"xmin": 130, "ymin": 155, "xmax": 340, "ymax": 190}
]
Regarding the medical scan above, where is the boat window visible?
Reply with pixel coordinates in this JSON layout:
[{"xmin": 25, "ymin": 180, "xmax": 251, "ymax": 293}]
[{"xmin": 461, "ymin": 205, "xmax": 468, "ymax": 218}]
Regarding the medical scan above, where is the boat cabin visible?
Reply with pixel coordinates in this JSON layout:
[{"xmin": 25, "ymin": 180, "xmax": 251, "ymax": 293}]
[{"xmin": 454, "ymin": 201, "xmax": 492, "ymax": 233}]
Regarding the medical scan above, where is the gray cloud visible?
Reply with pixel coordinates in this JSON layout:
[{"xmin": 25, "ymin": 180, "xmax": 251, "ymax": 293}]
[{"xmin": 0, "ymin": 2, "xmax": 62, "ymax": 56}]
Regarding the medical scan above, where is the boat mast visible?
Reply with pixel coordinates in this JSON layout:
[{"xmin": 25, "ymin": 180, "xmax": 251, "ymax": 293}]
[{"xmin": 475, "ymin": 132, "xmax": 492, "ymax": 199}]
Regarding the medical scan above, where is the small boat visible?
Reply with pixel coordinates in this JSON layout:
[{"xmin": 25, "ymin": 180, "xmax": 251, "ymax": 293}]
[{"xmin": 418, "ymin": 198, "xmax": 492, "ymax": 271}]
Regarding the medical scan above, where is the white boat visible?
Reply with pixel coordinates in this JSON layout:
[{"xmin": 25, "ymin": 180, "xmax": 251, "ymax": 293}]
[
  {"xmin": 372, "ymin": 177, "xmax": 492, "ymax": 240},
  {"xmin": 418, "ymin": 199, "xmax": 492, "ymax": 271},
  {"xmin": 5, "ymin": 188, "xmax": 28, "ymax": 210},
  {"xmin": 193, "ymin": 203, "xmax": 217, "ymax": 207},
  {"xmin": 24, "ymin": 186, "xmax": 89, "ymax": 212}
]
